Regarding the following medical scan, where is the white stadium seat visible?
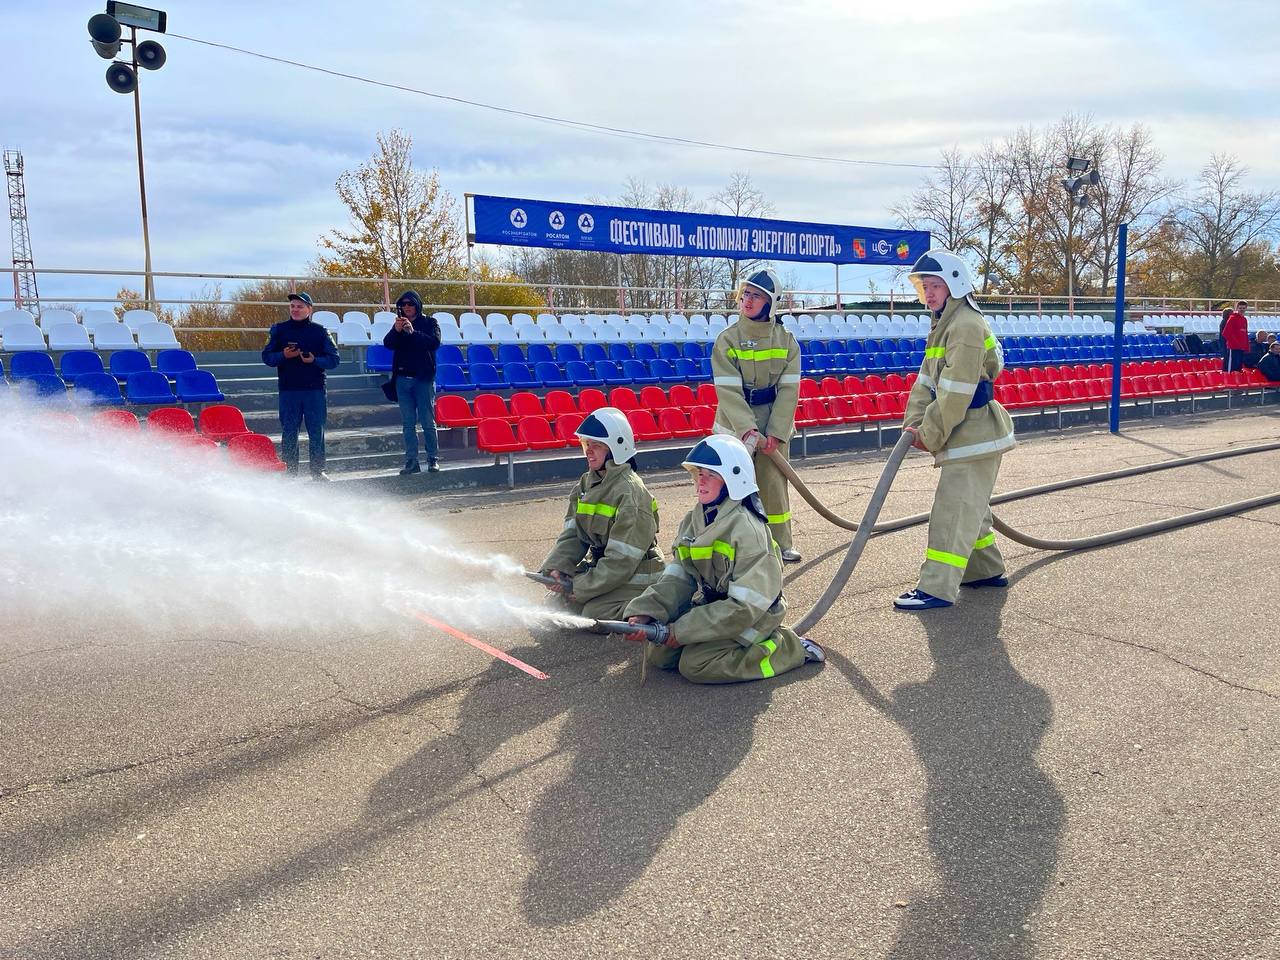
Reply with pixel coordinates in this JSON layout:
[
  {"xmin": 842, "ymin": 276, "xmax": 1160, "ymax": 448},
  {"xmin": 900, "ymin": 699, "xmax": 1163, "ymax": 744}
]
[
  {"xmin": 370, "ymin": 319, "xmax": 394, "ymax": 341},
  {"xmin": 460, "ymin": 322, "xmax": 490, "ymax": 343},
  {"xmin": 0, "ymin": 308, "xmax": 35, "ymax": 327},
  {"xmin": 47, "ymin": 323, "xmax": 92, "ymax": 351},
  {"xmin": 137, "ymin": 322, "xmax": 181, "ymax": 350},
  {"xmin": 38, "ymin": 309, "xmax": 78, "ymax": 332},
  {"xmin": 336, "ymin": 321, "xmax": 372, "ymax": 346},
  {"xmin": 91, "ymin": 323, "xmax": 136, "ymax": 350},
  {"xmin": 439, "ymin": 325, "xmax": 463, "ymax": 344},
  {"xmin": 342, "ymin": 311, "xmax": 371, "ymax": 328},
  {"xmin": 121, "ymin": 309, "xmax": 158, "ymax": 332},
  {"xmin": 373, "ymin": 311, "xmax": 397, "ymax": 326},
  {"xmin": 2, "ymin": 320, "xmax": 47, "ymax": 351},
  {"xmin": 312, "ymin": 311, "xmax": 340, "ymax": 332},
  {"xmin": 81, "ymin": 310, "xmax": 118, "ymax": 333}
]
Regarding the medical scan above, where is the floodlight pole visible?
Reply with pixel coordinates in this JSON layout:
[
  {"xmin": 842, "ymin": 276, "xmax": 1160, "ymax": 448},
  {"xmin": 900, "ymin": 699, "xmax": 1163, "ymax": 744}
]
[
  {"xmin": 1109, "ymin": 222, "xmax": 1128, "ymax": 434},
  {"xmin": 128, "ymin": 26, "xmax": 156, "ymax": 310}
]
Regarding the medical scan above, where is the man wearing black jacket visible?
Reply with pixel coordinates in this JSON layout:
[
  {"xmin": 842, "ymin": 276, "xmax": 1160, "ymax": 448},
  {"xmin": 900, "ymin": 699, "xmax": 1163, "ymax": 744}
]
[
  {"xmin": 384, "ymin": 290, "xmax": 442, "ymax": 474},
  {"xmin": 261, "ymin": 292, "xmax": 341, "ymax": 479}
]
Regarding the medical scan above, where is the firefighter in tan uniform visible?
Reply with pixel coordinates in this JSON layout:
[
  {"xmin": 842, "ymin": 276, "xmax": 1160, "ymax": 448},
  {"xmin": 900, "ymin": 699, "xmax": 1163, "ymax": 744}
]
[
  {"xmin": 896, "ymin": 249, "xmax": 1016, "ymax": 611},
  {"xmin": 621, "ymin": 435, "xmax": 825, "ymax": 684},
  {"xmin": 540, "ymin": 408, "xmax": 664, "ymax": 621},
  {"xmin": 710, "ymin": 268, "xmax": 804, "ymax": 562}
]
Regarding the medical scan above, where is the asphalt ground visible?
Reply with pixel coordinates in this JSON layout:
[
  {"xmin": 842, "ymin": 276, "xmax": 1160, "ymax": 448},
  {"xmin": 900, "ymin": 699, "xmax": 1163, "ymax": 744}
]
[{"xmin": 2, "ymin": 410, "xmax": 1278, "ymax": 960}]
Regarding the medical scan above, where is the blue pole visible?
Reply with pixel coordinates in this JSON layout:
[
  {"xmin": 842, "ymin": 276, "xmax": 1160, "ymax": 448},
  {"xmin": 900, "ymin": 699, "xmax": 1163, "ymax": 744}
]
[{"xmin": 1109, "ymin": 222, "xmax": 1128, "ymax": 433}]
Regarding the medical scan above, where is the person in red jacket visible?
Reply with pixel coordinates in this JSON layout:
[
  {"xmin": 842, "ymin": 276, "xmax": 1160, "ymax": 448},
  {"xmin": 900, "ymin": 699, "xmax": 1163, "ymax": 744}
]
[{"xmin": 1222, "ymin": 300, "xmax": 1250, "ymax": 372}]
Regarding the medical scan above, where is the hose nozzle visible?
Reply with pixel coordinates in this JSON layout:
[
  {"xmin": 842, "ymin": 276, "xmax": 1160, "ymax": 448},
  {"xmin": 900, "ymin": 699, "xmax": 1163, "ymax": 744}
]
[{"xmin": 593, "ymin": 619, "xmax": 669, "ymax": 645}]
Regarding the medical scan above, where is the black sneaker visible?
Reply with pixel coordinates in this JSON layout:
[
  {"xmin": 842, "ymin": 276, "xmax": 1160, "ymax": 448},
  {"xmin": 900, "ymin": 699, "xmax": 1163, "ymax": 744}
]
[
  {"xmin": 780, "ymin": 548, "xmax": 802, "ymax": 563},
  {"xmin": 427, "ymin": 459, "xmax": 441, "ymax": 473},
  {"xmin": 310, "ymin": 472, "xmax": 331, "ymax": 482},
  {"xmin": 799, "ymin": 637, "xmax": 826, "ymax": 663},
  {"xmin": 400, "ymin": 463, "xmax": 421, "ymax": 476},
  {"xmin": 961, "ymin": 574, "xmax": 1009, "ymax": 589}
]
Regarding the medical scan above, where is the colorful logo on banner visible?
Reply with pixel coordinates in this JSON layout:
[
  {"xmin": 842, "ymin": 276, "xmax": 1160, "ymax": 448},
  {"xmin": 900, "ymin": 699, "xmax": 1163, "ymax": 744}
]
[
  {"xmin": 897, "ymin": 240, "xmax": 912, "ymax": 260},
  {"xmin": 852, "ymin": 238, "xmax": 866, "ymax": 259}
]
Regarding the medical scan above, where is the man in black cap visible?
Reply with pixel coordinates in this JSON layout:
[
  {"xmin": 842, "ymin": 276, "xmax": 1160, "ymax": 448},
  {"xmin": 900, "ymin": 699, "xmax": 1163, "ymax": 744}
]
[
  {"xmin": 383, "ymin": 289, "xmax": 442, "ymax": 474},
  {"xmin": 261, "ymin": 291, "xmax": 341, "ymax": 480}
]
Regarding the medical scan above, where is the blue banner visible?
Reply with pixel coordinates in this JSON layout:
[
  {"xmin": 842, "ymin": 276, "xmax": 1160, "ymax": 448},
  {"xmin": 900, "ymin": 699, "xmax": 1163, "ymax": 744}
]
[{"xmin": 471, "ymin": 194, "xmax": 929, "ymax": 266}]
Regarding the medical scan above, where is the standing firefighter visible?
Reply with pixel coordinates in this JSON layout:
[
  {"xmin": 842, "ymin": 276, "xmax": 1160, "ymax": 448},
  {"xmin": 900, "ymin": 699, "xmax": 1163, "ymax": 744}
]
[
  {"xmin": 539, "ymin": 408, "xmax": 664, "ymax": 621},
  {"xmin": 622, "ymin": 435, "xmax": 824, "ymax": 684},
  {"xmin": 710, "ymin": 268, "xmax": 804, "ymax": 562},
  {"xmin": 896, "ymin": 249, "xmax": 1016, "ymax": 611}
]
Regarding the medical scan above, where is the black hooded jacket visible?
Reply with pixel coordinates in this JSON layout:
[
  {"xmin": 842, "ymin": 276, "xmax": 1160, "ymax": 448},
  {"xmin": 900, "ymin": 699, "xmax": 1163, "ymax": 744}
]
[{"xmin": 382, "ymin": 290, "xmax": 442, "ymax": 381}]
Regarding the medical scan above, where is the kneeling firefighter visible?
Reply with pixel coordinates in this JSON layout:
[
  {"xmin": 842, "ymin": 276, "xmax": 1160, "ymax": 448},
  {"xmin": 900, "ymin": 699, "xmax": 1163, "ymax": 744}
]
[
  {"xmin": 539, "ymin": 407, "xmax": 664, "ymax": 620},
  {"xmin": 621, "ymin": 435, "xmax": 825, "ymax": 684},
  {"xmin": 896, "ymin": 249, "xmax": 1016, "ymax": 611},
  {"xmin": 710, "ymin": 268, "xmax": 804, "ymax": 562}
]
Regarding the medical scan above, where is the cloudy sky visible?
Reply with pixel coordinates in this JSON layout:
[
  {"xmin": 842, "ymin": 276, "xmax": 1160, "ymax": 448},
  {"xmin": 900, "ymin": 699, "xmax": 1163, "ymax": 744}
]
[{"xmin": 8, "ymin": 0, "xmax": 1280, "ymax": 306}]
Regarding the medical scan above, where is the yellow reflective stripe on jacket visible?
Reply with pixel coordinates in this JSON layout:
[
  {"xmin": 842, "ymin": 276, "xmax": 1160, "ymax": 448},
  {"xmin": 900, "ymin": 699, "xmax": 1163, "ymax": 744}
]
[
  {"xmin": 984, "ymin": 335, "xmax": 998, "ymax": 350},
  {"xmin": 727, "ymin": 347, "xmax": 790, "ymax": 361},
  {"xmin": 924, "ymin": 346, "xmax": 946, "ymax": 359},
  {"xmin": 577, "ymin": 502, "xmax": 618, "ymax": 518},
  {"xmin": 766, "ymin": 511, "xmax": 791, "ymax": 525},
  {"xmin": 974, "ymin": 533, "xmax": 996, "ymax": 550},
  {"xmin": 676, "ymin": 540, "xmax": 736, "ymax": 562},
  {"xmin": 926, "ymin": 547, "xmax": 968, "ymax": 569},
  {"xmin": 651, "ymin": 499, "xmax": 659, "ymax": 514},
  {"xmin": 759, "ymin": 637, "xmax": 778, "ymax": 678}
]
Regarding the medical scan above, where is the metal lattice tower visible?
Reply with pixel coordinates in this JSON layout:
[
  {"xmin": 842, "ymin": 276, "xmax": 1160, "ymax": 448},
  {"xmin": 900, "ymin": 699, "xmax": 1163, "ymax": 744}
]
[{"xmin": 4, "ymin": 149, "xmax": 39, "ymax": 316}]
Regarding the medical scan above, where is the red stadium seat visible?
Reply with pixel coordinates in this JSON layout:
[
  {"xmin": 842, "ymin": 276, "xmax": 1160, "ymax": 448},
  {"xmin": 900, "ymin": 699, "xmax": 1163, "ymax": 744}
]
[
  {"xmin": 626, "ymin": 409, "xmax": 673, "ymax": 441},
  {"xmin": 92, "ymin": 408, "xmax": 140, "ymax": 431},
  {"xmin": 884, "ymin": 373, "xmax": 907, "ymax": 392},
  {"xmin": 639, "ymin": 385, "xmax": 670, "ymax": 411},
  {"xmin": 846, "ymin": 395, "xmax": 876, "ymax": 421},
  {"xmin": 476, "ymin": 418, "xmax": 527, "ymax": 454},
  {"xmin": 609, "ymin": 387, "xmax": 640, "ymax": 411},
  {"xmin": 904, "ymin": 372, "xmax": 918, "ymax": 389},
  {"xmin": 843, "ymin": 375, "xmax": 866, "ymax": 395},
  {"xmin": 226, "ymin": 432, "xmax": 287, "ymax": 472},
  {"xmin": 578, "ymin": 388, "xmax": 608, "ymax": 414},
  {"xmin": 659, "ymin": 408, "xmax": 702, "ymax": 438},
  {"xmin": 517, "ymin": 416, "xmax": 565, "ymax": 450},
  {"xmin": 863, "ymin": 374, "xmax": 886, "ymax": 394},
  {"xmin": 669, "ymin": 384, "xmax": 697, "ymax": 410},
  {"xmin": 197, "ymin": 404, "xmax": 250, "ymax": 442},
  {"xmin": 820, "ymin": 377, "xmax": 845, "ymax": 398},
  {"xmin": 544, "ymin": 389, "xmax": 578, "ymax": 419},
  {"xmin": 435, "ymin": 394, "xmax": 478, "ymax": 428},
  {"xmin": 797, "ymin": 378, "xmax": 819, "ymax": 399},
  {"xmin": 474, "ymin": 393, "xmax": 517, "ymax": 423},
  {"xmin": 510, "ymin": 392, "xmax": 547, "ymax": 420},
  {"xmin": 554, "ymin": 413, "xmax": 587, "ymax": 445},
  {"xmin": 697, "ymin": 383, "xmax": 718, "ymax": 407},
  {"xmin": 689, "ymin": 405, "xmax": 716, "ymax": 434},
  {"xmin": 147, "ymin": 406, "xmax": 196, "ymax": 435}
]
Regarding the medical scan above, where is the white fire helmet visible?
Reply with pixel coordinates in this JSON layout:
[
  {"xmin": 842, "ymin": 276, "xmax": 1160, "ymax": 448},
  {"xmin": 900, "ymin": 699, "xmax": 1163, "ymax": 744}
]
[
  {"xmin": 739, "ymin": 267, "xmax": 783, "ymax": 322},
  {"xmin": 681, "ymin": 435, "xmax": 759, "ymax": 501},
  {"xmin": 908, "ymin": 249, "xmax": 981, "ymax": 310},
  {"xmin": 575, "ymin": 406, "xmax": 636, "ymax": 463}
]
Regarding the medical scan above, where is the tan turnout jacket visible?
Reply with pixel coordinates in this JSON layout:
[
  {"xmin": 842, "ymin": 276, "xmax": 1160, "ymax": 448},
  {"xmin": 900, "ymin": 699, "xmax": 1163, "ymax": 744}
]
[{"xmin": 711, "ymin": 319, "xmax": 802, "ymax": 441}]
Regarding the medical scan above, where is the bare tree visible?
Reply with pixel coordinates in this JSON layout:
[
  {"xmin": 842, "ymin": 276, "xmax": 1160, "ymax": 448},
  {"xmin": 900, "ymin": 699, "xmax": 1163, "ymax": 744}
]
[
  {"xmin": 971, "ymin": 139, "xmax": 1016, "ymax": 293},
  {"xmin": 892, "ymin": 146, "xmax": 981, "ymax": 254},
  {"xmin": 1175, "ymin": 154, "xmax": 1280, "ymax": 296},
  {"xmin": 709, "ymin": 171, "xmax": 775, "ymax": 293}
]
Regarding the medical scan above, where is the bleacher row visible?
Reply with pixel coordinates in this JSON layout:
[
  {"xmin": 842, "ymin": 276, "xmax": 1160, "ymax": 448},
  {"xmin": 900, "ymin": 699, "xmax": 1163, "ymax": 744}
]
[
  {"xmin": 28, "ymin": 404, "xmax": 287, "ymax": 471},
  {"xmin": 436, "ymin": 358, "xmax": 1276, "ymax": 459},
  {"xmin": 1148, "ymin": 313, "xmax": 1280, "ymax": 334},
  {"xmin": 2, "ymin": 350, "xmax": 224, "ymax": 406},
  {"xmin": 0, "ymin": 308, "xmax": 181, "ymax": 352}
]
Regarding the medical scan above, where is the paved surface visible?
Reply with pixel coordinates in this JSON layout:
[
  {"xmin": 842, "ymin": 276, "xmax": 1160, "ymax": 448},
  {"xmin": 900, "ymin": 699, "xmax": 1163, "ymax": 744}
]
[{"xmin": 3, "ymin": 410, "xmax": 1279, "ymax": 959}]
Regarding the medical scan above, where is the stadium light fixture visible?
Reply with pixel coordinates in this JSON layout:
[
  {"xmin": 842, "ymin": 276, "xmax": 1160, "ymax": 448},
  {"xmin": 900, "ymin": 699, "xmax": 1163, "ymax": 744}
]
[{"xmin": 1066, "ymin": 156, "xmax": 1091, "ymax": 174}]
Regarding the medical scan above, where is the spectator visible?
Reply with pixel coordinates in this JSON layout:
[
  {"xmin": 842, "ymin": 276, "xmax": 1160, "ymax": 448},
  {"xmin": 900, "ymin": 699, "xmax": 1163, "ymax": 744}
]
[
  {"xmin": 1258, "ymin": 341, "xmax": 1280, "ymax": 383},
  {"xmin": 1222, "ymin": 301, "xmax": 1250, "ymax": 372},
  {"xmin": 1217, "ymin": 307, "xmax": 1232, "ymax": 360},
  {"xmin": 1245, "ymin": 329, "xmax": 1270, "ymax": 368},
  {"xmin": 383, "ymin": 290, "xmax": 442, "ymax": 474},
  {"xmin": 261, "ymin": 292, "xmax": 340, "ymax": 480}
]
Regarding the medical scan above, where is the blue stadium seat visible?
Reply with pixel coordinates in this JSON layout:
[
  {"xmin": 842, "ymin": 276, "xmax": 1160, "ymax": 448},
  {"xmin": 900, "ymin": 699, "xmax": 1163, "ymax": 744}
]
[
  {"xmin": 14, "ymin": 373, "xmax": 68, "ymax": 402},
  {"xmin": 633, "ymin": 342, "xmax": 659, "ymax": 362},
  {"xmin": 659, "ymin": 343, "xmax": 682, "ymax": 361},
  {"xmin": 437, "ymin": 344, "xmax": 465, "ymax": 368},
  {"xmin": 435, "ymin": 363, "xmax": 473, "ymax": 392},
  {"xmin": 675, "ymin": 358, "xmax": 702, "ymax": 381},
  {"xmin": 536, "ymin": 361, "xmax": 569, "ymax": 387},
  {"xmin": 583, "ymin": 343, "xmax": 609, "ymax": 364},
  {"xmin": 566, "ymin": 360, "xmax": 603, "ymax": 387},
  {"xmin": 174, "ymin": 370, "xmax": 226, "ymax": 403},
  {"xmin": 649, "ymin": 359, "xmax": 682, "ymax": 383},
  {"xmin": 60, "ymin": 350, "xmax": 105, "ymax": 382},
  {"xmin": 126, "ymin": 371, "xmax": 177, "ymax": 404},
  {"xmin": 594, "ymin": 360, "xmax": 630, "ymax": 384},
  {"xmin": 469, "ymin": 362, "xmax": 505, "ymax": 390},
  {"xmin": 609, "ymin": 344, "xmax": 634, "ymax": 364},
  {"xmin": 110, "ymin": 350, "xmax": 152, "ymax": 382},
  {"xmin": 698, "ymin": 358, "xmax": 712, "ymax": 379},
  {"xmin": 503, "ymin": 362, "xmax": 541, "ymax": 389},
  {"xmin": 366, "ymin": 344, "xmax": 393, "ymax": 372},
  {"xmin": 623, "ymin": 359, "xmax": 658, "ymax": 384},
  {"xmin": 498, "ymin": 344, "xmax": 525, "ymax": 366},
  {"xmin": 847, "ymin": 339, "xmax": 866, "ymax": 354},
  {"xmin": 682, "ymin": 342, "xmax": 706, "ymax": 360},
  {"xmin": 890, "ymin": 351, "xmax": 909, "ymax": 369},
  {"xmin": 467, "ymin": 344, "xmax": 496, "ymax": 367},
  {"xmin": 555, "ymin": 344, "xmax": 582, "ymax": 364},
  {"xmin": 155, "ymin": 349, "xmax": 197, "ymax": 379},
  {"xmin": 73, "ymin": 372, "xmax": 124, "ymax": 405},
  {"xmin": 9, "ymin": 352, "xmax": 56, "ymax": 379},
  {"xmin": 527, "ymin": 343, "xmax": 554, "ymax": 365}
]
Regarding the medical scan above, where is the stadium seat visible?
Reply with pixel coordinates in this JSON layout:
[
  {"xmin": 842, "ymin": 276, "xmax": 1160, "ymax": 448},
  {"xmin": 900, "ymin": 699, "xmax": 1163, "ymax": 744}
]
[
  {"xmin": 469, "ymin": 346, "xmax": 498, "ymax": 368},
  {"xmin": 337, "ymin": 321, "xmax": 372, "ymax": 346},
  {"xmin": 510, "ymin": 392, "xmax": 547, "ymax": 420},
  {"xmin": 175, "ymin": 370, "xmax": 225, "ymax": 403},
  {"xmin": 121, "ymin": 309, "xmax": 157, "ymax": 332},
  {"xmin": 502, "ymin": 362, "xmax": 542, "ymax": 389},
  {"xmin": 109, "ymin": 350, "xmax": 152, "ymax": 382},
  {"xmin": 198, "ymin": 404, "xmax": 250, "ymax": 442},
  {"xmin": 137, "ymin": 322, "xmax": 181, "ymax": 350},
  {"xmin": 10, "ymin": 352, "xmax": 56, "ymax": 379},
  {"xmin": 527, "ymin": 343, "xmax": 555, "ymax": 366},
  {"xmin": 73, "ymin": 372, "xmax": 124, "ymax": 406},
  {"xmin": 594, "ymin": 361, "xmax": 629, "ymax": 385},
  {"xmin": 366, "ymin": 344, "xmax": 393, "ymax": 372},
  {"xmin": 517, "ymin": 416, "xmax": 566, "ymax": 451},
  {"xmin": 536, "ymin": 361, "xmax": 570, "ymax": 387},
  {"xmin": 476, "ymin": 419, "xmax": 527, "ymax": 454},
  {"xmin": 474, "ymin": 393, "xmax": 517, "ymax": 423},
  {"xmin": 609, "ymin": 344, "xmax": 634, "ymax": 364},
  {"xmin": 2, "ymin": 321, "xmax": 46, "ymax": 352},
  {"xmin": 469, "ymin": 363, "xmax": 506, "ymax": 390},
  {"xmin": 147, "ymin": 407, "xmax": 197, "ymax": 435},
  {"xmin": 126, "ymin": 371, "xmax": 178, "ymax": 404},
  {"xmin": 608, "ymin": 388, "xmax": 640, "ymax": 412},
  {"xmin": 659, "ymin": 407, "xmax": 702, "ymax": 438},
  {"xmin": 14, "ymin": 374, "xmax": 69, "ymax": 404},
  {"xmin": 92, "ymin": 323, "xmax": 137, "ymax": 350},
  {"xmin": 567, "ymin": 361, "xmax": 605, "ymax": 387},
  {"xmin": 626, "ymin": 409, "xmax": 673, "ymax": 441},
  {"xmin": 649, "ymin": 359, "xmax": 682, "ymax": 383},
  {"xmin": 227, "ymin": 433, "xmax": 287, "ymax": 472},
  {"xmin": 554, "ymin": 413, "xmax": 586, "ymax": 444},
  {"xmin": 155, "ymin": 349, "xmax": 196, "ymax": 379},
  {"xmin": 47, "ymin": 323, "xmax": 92, "ymax": 351},
  {"xmin": 674, "ymin": 359, "xmax": 702, "ymax": 381},
  {"xmin": 623, "ymin": 359, "xmax": 658, "ymax": 384},
  {"xmin": 342, "ymin": 311, "xmax": 371, "ymax": 328},
  {"xmin": 577, "ymin": 388, "xmax": 608, "ymax": 414},
  {"xmin": 92, "ymin": 408, "xmax": 140, "ymax": 431},
  {"xmin": 60, "ymin": 350, "xmax": 106, "ymax": 382},
  {"xmin": 435, "ymin": 364, "xmax": 473, "ymax": 392},
  {"xmin": 437, "ymin": 344, "xmax": 466, "ymax": 368},
  {"xmin": 668, "ymin": 384, "xmax": 697, "ymax": 410},
  {"xmin": 556, "ymin": 344, "xmax": 583, "ymax": 364},
  {"xmin": 435, "ymin": 394, "xmax": 479, "ymax": 429},
  {"xmin": 639, "ymin": 385, "xmax": 670, "ymax": 411},
  {"xmin": 497, "ymin": 344, "xmax": 525, "ymax": 366}
]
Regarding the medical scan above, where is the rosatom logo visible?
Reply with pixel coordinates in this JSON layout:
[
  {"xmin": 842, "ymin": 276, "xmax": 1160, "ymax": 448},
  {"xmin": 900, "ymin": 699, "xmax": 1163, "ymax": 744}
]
[
  {"xmin": 852, "ymin": 238, "xmax": 866, "ymax": 259},
  {"xmin": 578, "ymin": 213, "xmax": 595, "ymax": 233},
  {"xmin": 510, "ymin": 208, "xmax": 527, "ymax": 228},
  {"xmin": 549, "ymin": 210, "xmax": 565, "ymax": 230},
  {"xmin": 896, "ymin": 241, "xmax": 911, "ymax": 260}
]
